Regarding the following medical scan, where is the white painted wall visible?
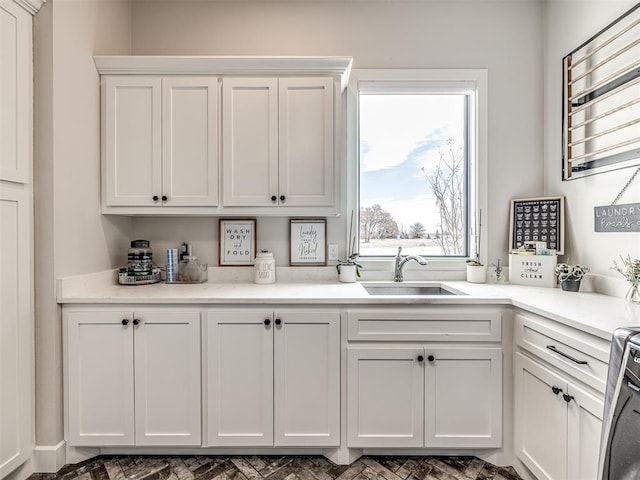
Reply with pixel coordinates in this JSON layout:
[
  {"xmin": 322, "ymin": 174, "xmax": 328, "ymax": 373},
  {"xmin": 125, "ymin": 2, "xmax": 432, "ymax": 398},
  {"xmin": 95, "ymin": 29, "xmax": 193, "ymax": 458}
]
[
  {"xmin": 130, "ymin": 0, "xmax": 545, "ymax": 270},
  {"xmin": 543, "ymin": 0, "xmax": 639, "ymax": 295},
  {"xmin": 33, "ymin": 0, "xmax": 133, "ymax": 453}
]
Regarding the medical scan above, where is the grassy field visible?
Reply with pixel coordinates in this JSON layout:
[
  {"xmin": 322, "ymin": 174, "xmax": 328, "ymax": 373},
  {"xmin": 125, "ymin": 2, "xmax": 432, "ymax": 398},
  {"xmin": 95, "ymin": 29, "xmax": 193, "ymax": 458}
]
[{"xmin": 358, "ymin": 237, "xmax": 448, "ymax": 256}]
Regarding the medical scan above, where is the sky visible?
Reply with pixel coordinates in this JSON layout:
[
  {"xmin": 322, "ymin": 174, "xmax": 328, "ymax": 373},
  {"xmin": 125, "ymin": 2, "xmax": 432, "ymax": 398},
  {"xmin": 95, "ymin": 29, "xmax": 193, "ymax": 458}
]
[{"xmin": 359, "ymin": 94, "xmax": 466, "ymax": 234}]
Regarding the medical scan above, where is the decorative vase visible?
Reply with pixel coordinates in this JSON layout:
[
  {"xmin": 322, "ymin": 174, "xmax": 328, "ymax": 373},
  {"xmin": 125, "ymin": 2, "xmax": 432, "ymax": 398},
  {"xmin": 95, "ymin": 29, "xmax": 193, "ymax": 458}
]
[
  {"xmin": 560, "ymin": 278, "xmax": 581, "ymax": 292},
  {"xmin": 338, "ymin": 264, "xmax": 357, "ymax": 283},
  {"xmin": 626, "ymin": 283, "xmax": 640, "ymax": 303},
  {"xmin": 466, "ymin": 265, "xmax": 487, "ymax": 284}
]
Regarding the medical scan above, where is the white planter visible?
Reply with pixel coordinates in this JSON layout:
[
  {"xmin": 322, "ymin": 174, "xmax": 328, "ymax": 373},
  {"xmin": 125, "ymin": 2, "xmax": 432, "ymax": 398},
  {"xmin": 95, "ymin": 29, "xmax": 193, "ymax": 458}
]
[
  {"xmin": 338, "ymin": 264, "xmax": 357, "ymax": 283},
  {"xmin": 466, "ymin": 264, "xmax": 487, "ymax": 284}
]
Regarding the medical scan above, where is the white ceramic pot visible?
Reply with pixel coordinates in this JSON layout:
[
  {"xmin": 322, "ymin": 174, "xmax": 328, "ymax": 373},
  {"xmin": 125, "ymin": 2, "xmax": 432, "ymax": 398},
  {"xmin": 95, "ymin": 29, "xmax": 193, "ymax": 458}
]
[
  {"xmin": 466, "ymin": 264, "xmax": 487, "ymax": 284},
  {"xmin": 338, "ymin": 264, "xmax": 357, "ymax": 283},
  {"xmin": 254, "ymin": 251, "xmax": 276, "ymax": 284}
]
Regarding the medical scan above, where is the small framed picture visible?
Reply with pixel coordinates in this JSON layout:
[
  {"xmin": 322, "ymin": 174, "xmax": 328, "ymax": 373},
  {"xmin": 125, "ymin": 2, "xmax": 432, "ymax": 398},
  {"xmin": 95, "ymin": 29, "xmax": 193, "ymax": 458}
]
[
  {"xmin": 289, "ymin": 218, "xmax": 327, "ymax": 266},
  {"xmin": 219, "ymin": 218, "xmax": 256, "ymax": 266},
  {"xmin": 509, "ymin": 196, "xmax": 565, "ymax": 255}
]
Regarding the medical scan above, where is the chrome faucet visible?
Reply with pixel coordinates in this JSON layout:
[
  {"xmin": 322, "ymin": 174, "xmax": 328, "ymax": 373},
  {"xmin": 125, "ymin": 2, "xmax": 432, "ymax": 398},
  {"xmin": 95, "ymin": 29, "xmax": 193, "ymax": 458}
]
[{"xmin": 394, "ymin": 246, "xmax": 428, "ymax": 282}]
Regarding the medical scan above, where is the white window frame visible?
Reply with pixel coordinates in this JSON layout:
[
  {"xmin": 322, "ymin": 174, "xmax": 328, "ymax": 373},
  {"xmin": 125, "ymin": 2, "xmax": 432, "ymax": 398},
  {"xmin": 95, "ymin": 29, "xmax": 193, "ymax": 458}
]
[{"xmin": 346, "ymin": 69, "xmax": 488, "ymax": 277}]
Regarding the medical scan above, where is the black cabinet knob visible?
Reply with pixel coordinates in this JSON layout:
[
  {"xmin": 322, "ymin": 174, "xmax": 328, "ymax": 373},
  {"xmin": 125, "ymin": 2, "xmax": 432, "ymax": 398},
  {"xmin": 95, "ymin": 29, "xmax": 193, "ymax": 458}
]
[
  {"xmin": 279, "ymin": 195, "xmax": 285, "ymax": 202},
  {"xmin": 427, "ymin": 355, "xmax": 435, "ymax": 362},
  {"xmin": 563, "ymin": 393, "xmax": 574, "ymax": 403},
  {"xmin": 271, "ymin": 195, "xmax": 277, "ymax": 202},
  {"xmin": 417, "ymin": 355, "xmax": 424, "ymax": 362},
  {"xmin": 551, "ymin": 385, "xmax": 562, "ymax": 395},
  {"xmin": 153, "ymin": 195, "xmax": 159, "ymax": 201},
  {"xmin": 264, "ymin": 319, "xmax": 271, "ymax": 326},
  {"xmin": 275, "ymin": 318, "xmax": 282, "ymax": 326},
  {"xmin": 122, "ymin": 319, "xmax": 129, "ymax": 326},
  {"xmin": 162, "ymin": 195, "xmax": 168, "ymax": 201},
  {"xmin": 133, "ymin": 319, "xmax": 140, "ymax": 325}
]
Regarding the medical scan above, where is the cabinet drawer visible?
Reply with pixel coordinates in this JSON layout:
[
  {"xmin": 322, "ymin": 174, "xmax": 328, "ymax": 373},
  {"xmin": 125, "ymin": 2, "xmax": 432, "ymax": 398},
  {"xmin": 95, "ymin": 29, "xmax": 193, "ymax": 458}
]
[
  {"xmin": 515, "ymin": 312, "xmax": 610, "ymax": 393},
  {"xmin": 347, "ymin": 308, "xmax": 502, "ymax": 342}
]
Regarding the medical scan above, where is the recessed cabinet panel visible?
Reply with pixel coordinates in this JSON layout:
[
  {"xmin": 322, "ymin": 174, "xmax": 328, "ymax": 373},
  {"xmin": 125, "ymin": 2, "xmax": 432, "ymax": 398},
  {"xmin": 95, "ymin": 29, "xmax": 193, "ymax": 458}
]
[
  {"xmin": 162, "ymin": 78, "xmax": 218, "ymax": 206},
  {"xmin": 66, "ymin": 311, "xmax": 135, "ymax": 446},
  {"xmin": 274, "ymin": 311, "xmax": 340, "ymax": 446},
  {"xmin": 424, "ymin": 348, "xmax": 502, "ymax": 447},
  {"xmin": 567, "ymin": 381, "xmax": 603, "ymax": 480},
  {"xmin": 104, "ymin": 77, "xmax": 162, "ymax": 206},
  {"xmin": 278, "ymin": 78, "xmax": 334, "ymax": 206},
  {"xmin": 222, "ymin": 78, "xmax": 278, "ymax": 206},
  {"xmin": 347, "ymin": 347, "xmax": 425, "ymax": 448},
  {"xmin": 206, "ymin": 311, "xmax": 274, "ymax": 446}
]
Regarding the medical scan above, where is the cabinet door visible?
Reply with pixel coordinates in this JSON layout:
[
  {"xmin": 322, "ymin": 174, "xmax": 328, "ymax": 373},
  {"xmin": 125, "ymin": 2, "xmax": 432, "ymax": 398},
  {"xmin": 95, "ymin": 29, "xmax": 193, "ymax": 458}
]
[
  {"xmin": 133, "ymin": 310, "xmax": 201, "ymax": 446},
  {"xmin": 567, "ymin": 383, "xmax": 603, "ymax": 480},
  {"xmin": 162, "ymin": 78, "xmax": 219, "ymax": 206},
  {"xmin": 278, "ymin": 78, "xmax": 334, "ymax": 206},
  {"xmin": 66, "ymin": 310, "xmax": 135, "ymax": 446},
  {"xmin": 274, "ymin": 311, "xmax": 340, "ymax": 446},
  {"xmin": 347, "ymin": 347, "xmax": 424, "ymax": 448},
  {"xmin": 424, "ymin": 347, "xmax": 502, "ymax": 447},
  {"xmin": 103, "ymin": 76, "xmax": 162, "ymax": 206},
  {"xmin": 222, "ymin": 78, "xmax": 278, "ymax": 206},
  {"xmin": 515, "ymin": 353, "xmax": 568, "ymax": 480},
  {"xmin": 0, "ymin": 0, "xmax": 30, "ymax": 184},
  {"xmin": 206, "ymin": 310, "xmax": 273, "ymax": 446},
  {"xmin": 0, "ymin": 184, "xmax": 32, "ymax": 475}
]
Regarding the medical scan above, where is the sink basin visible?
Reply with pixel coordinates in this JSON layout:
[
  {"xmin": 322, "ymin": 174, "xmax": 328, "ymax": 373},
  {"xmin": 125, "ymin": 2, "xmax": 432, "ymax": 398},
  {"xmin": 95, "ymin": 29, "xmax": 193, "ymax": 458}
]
[{"xmin": 363, "ymin": 284, "xmax": 459, "ymax": 296}]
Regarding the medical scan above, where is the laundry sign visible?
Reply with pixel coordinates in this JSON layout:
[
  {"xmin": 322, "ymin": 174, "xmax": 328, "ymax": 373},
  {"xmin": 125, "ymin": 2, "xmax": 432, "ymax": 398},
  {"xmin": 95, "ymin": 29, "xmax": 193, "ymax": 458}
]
[{"xmin": 594, "ymin": 203, "xmax": 640, "ymax": 232}]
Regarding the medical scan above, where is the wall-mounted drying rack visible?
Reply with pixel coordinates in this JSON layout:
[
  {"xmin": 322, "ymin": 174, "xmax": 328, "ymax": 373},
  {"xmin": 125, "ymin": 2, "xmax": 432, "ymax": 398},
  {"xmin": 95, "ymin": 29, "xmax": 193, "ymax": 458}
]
[{"xmin": 562, "ymin": 2, "xmax": 640, "ymax": 180}]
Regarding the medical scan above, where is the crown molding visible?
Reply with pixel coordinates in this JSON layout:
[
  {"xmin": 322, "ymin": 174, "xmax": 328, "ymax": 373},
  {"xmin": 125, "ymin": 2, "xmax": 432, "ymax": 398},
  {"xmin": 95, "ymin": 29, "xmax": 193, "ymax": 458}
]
[
  {"xmin": 93, "ymin": 55, "xmax": 353, "ymax": 91},
  {"xmin": 12, "ymin": 0, "xmax": 45, "ymax": 15}
]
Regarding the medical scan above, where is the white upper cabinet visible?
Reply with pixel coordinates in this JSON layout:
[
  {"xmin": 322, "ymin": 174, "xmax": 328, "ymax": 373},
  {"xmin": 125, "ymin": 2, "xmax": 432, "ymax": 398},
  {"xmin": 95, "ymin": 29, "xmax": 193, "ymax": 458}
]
[
  {"xmin": 102, "ymin": 76, "xmax": 219, "ymax": 210},
  {"xmin": 0, "ymin": 0, "xmax": 31, "ymax": 184},
  {"xmin": 222, "ymin": 77, "xmax": 335, "ymax": 208}
]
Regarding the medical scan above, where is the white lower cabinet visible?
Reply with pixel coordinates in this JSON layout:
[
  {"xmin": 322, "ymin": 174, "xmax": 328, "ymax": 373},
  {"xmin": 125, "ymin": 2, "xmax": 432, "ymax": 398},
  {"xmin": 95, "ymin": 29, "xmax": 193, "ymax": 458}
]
[
  {"xmin": 65, "ymin": 308, "xmax": 201, "ymax": 446},
  {"xmin": 515, "ymin": 352, "xmax": 603, "ymax": 480},
  {"xmin": 347, "ymin": 346, "xmax": 502, "ymax": 448},
  {"xmin": 205, "ymin": 309, "xmax": 340, "ymax": 447}
]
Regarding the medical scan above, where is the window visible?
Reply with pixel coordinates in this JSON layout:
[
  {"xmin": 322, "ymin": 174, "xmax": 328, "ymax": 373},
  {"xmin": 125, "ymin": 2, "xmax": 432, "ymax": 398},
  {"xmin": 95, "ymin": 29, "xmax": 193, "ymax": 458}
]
[{"xmin": 353, "ymin": 70, "xmax": 487, "ymax": 263}]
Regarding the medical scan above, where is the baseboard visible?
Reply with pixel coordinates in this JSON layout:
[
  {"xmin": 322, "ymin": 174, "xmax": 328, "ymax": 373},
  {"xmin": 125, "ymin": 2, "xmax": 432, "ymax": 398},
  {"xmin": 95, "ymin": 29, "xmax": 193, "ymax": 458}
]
[
  {"xmin": 3, "ymin": 458, "xmax": 34, "ymax": 480},
  {"xmin": 33, "ymin": 441, "xmax": 66, "ymax": 473}
]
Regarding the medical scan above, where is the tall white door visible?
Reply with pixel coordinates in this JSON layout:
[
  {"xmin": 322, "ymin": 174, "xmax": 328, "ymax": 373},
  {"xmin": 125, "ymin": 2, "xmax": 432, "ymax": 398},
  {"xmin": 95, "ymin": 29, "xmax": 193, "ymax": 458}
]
[
  {"xmin": 424, "ymin": 347, "xmax": 502, "ymax": 447},
  {"xmin": 133, "ymin": 310, "xmax": 201, "ymax": 446},
  {"xmin": 278, "ymin": 78, "xmax": 334, "ymax": 207},
  {"xmin": 66, "ymin": 310, "xmax": 135, "ymax": 446},
  {"xmin": 206, "ymin": 310, "xmax": 274, "ymax": 446},
  {"xmin": 273, "ymin": 311, "xmax": 340, "ymax": 446},
  {"xmin": 222, "ymin": 78, "xmax": 278, "ymax": 206},
  {"xmin": 104, "ymin": 76, "xmax": 162, "ymax": 206},
  {"xmin": 162, "ymin": 78, "xmax": 219, "ymax": 206},
  {"xmin": 515, "ymin": 353, "xmax": 568, "ymax": 480},
  {"xmin": 347, "ymin": 347, "xmax": 425, "ymax": 448},
  {"xmin": 0, "ymin": 184, "xmax": 32, "ymax": 476},
  {"xmin": 567, "ymin": 382, "xmax": 603, "ymax": 480}
]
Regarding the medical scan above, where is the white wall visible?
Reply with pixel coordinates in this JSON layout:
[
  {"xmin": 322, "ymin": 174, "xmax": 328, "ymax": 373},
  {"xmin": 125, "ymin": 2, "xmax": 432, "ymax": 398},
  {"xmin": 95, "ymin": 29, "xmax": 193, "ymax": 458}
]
[
  {"xmin": 33, "ymin": 0, "xmax": 133, "ymax": 452},
  {"xmin": 543, "ymin": 0, "xmax": 639, "ymax": 295},
  {"xmin": 130, "ymin": 0, "xmax": 545, "ymax": 270}
]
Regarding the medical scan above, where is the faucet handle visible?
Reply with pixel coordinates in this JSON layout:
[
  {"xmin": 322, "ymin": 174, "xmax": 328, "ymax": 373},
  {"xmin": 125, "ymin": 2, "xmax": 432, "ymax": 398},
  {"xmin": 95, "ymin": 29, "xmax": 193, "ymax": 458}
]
[{"xmin": 397, "ymin": 246, "xmax": 403, "ymax": 255}]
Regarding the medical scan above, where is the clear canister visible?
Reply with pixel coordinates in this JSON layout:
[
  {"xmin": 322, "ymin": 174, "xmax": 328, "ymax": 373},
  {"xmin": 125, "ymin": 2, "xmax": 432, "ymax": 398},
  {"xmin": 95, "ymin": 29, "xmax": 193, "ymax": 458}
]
[{"xmin": 128, "ymin": 240, "xmax": 153, "ymax": 276}]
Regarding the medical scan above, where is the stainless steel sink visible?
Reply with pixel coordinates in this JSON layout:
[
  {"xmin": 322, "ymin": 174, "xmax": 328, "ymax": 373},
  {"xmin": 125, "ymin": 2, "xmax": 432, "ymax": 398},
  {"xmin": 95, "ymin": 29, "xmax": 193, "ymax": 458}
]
[{"xmin": 363, "ymin": 284, "xmax": 459, "ymax": 296}]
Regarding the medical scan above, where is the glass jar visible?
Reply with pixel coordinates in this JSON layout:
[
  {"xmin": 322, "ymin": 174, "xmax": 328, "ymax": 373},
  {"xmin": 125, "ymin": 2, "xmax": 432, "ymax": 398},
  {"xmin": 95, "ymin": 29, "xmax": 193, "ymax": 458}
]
[{"xmin": 128, "ymin": 240, "xmax": 153, "ymax": 276}]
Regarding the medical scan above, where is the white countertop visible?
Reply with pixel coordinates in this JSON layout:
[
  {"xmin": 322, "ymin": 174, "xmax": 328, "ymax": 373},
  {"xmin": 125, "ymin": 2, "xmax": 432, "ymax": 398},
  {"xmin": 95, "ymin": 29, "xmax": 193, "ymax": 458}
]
[{"xmin": 57, "ymin": 269, "xmax": 640, "ymax": 340}]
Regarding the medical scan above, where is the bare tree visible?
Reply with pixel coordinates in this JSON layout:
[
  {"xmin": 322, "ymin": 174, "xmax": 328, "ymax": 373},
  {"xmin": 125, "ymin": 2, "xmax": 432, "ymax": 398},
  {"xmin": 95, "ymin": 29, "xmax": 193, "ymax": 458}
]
[
  {"xmin": 360, "ymin": 204, "xmax": 399, "ymax": 242},
  {"xmin": 409, "ymin": 222, "xmax": 426, "ymax": 239},
  {"xmin": 422, "ymin": 139, "xmax": 465, "ymax": 255}
]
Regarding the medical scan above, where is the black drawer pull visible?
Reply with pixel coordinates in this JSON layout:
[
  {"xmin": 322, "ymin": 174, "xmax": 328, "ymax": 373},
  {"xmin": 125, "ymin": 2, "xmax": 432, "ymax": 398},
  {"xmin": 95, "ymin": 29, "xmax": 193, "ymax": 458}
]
[{"xmin": 546, "ymin": 345, "xmax": 588, "ymax": 365}]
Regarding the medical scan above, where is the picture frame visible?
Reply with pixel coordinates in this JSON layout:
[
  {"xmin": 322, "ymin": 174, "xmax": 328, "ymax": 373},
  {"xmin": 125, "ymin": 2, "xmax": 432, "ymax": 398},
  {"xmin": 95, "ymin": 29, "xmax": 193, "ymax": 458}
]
[
  {"xmin": 509, "ymin": 196, "xmax": 565, "ymax": 255},
  {"xmin": 219, "ymin": 218, "xmax": 256, "ymax": 266},
  {"xmin": 289, "ymin": 218, "xmax": 327, "ymax": 266}
]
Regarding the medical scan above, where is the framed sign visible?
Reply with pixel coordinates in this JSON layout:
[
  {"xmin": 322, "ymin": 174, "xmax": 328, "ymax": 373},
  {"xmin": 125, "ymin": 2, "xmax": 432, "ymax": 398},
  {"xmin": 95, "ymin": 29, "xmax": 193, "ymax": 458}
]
[
  {"xmin": 509, "ymin": 196, "xmax": 565, "ymax": 255},
  {"xmin": 289, "ymin": 218, "xmax": 327, "ymax": 266},
  {"xmin": 219, "ymin": 218, "xmax": 256, "ymax": 266}
]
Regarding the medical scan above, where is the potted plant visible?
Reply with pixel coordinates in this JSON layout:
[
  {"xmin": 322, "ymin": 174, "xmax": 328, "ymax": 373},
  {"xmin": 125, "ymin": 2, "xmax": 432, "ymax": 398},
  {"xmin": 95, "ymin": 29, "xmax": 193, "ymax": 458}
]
[
  {"xmin": 337, "ymin": 211, "xmax": 362, "ymax": 283},
  {"xmin": 611, "ymin": 255, "xmax": 640, "ymax": 303},
  {"xmin": 466, "ymin": 210, "xmax": 486, "ymax": 283},
  {"xmin": 555, "ymin": 263, "xmax": 589, "ymax": 292}
]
